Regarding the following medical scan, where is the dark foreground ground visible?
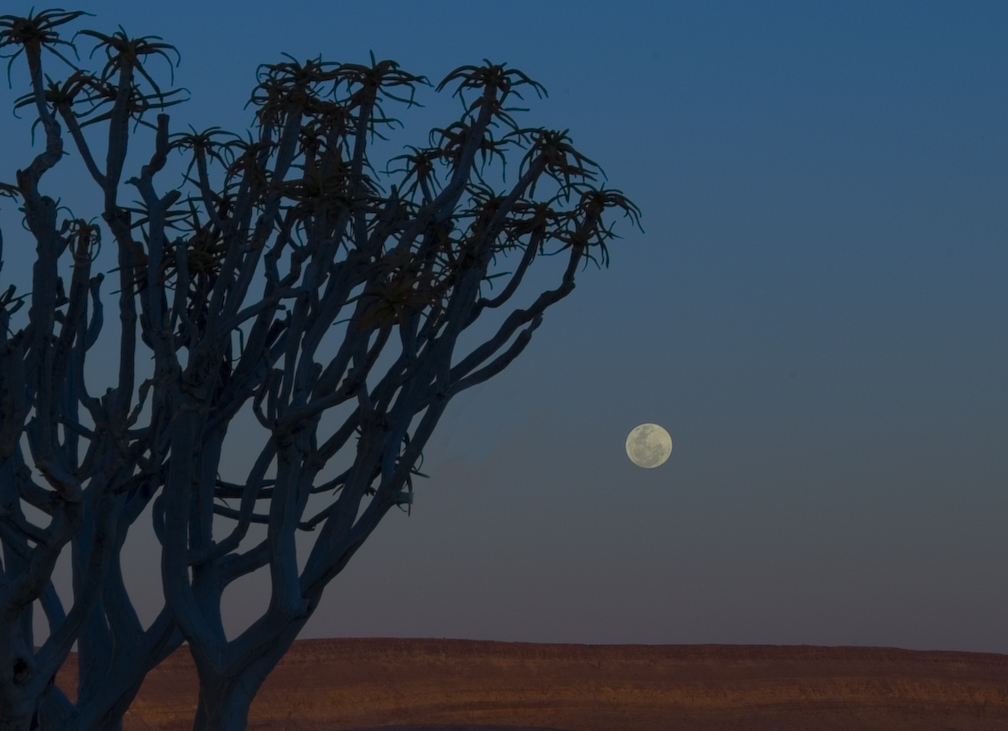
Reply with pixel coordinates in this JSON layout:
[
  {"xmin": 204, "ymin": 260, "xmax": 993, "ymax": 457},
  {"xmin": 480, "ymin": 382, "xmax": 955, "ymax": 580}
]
[
  {"xmin": 341, "ymin": 726, "xmax": 573, "ymax": 731},
  {"xmin": 342, "ymin": 727, "xmax": 572, "ymax": 731},
  {"xmin": 56, "ymin": 638, "xmax": 1008, "ymax": 730}
]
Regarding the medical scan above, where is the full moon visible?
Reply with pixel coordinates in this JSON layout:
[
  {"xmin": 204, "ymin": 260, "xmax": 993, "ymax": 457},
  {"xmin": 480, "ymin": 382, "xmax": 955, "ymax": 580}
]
[{"xmin": 625, "ymin": 423, "xmax": 673, "ymax": 468}]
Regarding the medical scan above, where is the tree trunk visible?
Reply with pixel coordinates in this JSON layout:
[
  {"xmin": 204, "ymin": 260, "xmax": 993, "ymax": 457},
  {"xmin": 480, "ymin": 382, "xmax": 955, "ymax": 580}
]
[
  {"xmin": 189, "ymin": 619, "xmax": 304, "ymax": 731},
  {"xmin": 191, "ymin": 677, "xmax": 257, "ymax": 731},
  {"xmin": 190, "ymin": 658, "xmax": 276, "ymax": 731},
  {"xmin": 0, "ymin": 629, "xmax": 40, "ymax": 731}
]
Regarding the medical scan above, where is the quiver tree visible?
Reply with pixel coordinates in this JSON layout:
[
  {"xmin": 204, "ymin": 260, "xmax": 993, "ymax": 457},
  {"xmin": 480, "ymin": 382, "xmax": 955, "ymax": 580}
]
[
  {"xmin": 0, "ymin": 8, "xmax": 640, "ymax": 731},
  {"xmin": 0, "ymin": 8, "xmax": 185, "ymax": 731}
]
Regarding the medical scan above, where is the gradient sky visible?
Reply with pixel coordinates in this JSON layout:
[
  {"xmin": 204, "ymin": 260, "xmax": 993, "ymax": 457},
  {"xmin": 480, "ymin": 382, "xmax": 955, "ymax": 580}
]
[{"xmin": 1, "ymin": 1, "xmax": 1006, "ymax": 654}]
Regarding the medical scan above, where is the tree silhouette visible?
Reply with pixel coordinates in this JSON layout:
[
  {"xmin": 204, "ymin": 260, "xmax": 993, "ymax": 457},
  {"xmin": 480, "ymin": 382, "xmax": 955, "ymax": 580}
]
[{"xmin": 0, "ymin": 8, "xmax": 640, "ymax": 731}]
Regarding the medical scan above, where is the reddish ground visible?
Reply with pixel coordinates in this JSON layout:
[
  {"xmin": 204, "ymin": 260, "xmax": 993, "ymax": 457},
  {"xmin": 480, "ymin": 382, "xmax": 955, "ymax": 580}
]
[{"xmin": 55, "ymin": 638, "xmax": 1008, "ymax": 730}]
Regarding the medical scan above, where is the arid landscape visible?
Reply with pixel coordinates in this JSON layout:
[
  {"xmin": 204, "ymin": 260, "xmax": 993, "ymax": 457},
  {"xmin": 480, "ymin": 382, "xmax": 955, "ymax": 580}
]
[{"xmin": 54, "ymin": 638, "xmax": 1008, "ymax": 730}]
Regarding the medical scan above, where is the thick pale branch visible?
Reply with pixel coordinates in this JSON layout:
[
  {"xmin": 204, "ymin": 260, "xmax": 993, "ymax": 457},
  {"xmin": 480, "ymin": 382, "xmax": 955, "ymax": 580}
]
[{"xmin": 191, "ymin": 442, "xmax": 276, "ymax": 566}]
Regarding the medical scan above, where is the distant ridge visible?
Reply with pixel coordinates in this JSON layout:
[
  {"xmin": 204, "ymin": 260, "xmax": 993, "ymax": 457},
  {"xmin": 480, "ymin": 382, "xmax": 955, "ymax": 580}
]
[{"xmin": 55, "ymin": 638, "xmax": 1008, "ymax": 730}]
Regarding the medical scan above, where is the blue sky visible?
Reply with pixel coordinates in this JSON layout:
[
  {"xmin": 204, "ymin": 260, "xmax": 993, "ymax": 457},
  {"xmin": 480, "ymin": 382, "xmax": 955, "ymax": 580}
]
[{"xmin": 1, "ymin": 1, "xmax": 1006, "ymax": 653}]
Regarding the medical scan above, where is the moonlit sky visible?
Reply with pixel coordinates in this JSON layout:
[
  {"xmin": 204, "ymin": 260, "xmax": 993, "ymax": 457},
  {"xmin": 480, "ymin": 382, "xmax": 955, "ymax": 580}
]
[{"xmin": 1, "ymin": 2, "xmax": 1006, "ymax": 654}]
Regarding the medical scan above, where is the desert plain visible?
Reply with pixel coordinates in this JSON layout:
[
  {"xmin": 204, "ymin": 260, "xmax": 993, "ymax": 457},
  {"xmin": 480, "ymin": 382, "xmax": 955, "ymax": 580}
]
[{"xmin": 55, "ymin": 638, "xmax": 1008, "ymax": 731}]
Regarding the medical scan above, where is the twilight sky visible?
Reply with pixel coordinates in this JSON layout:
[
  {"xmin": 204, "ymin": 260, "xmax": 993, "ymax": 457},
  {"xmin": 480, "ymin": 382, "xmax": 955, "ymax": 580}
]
[{"xmin": 1, "ymin": 1, "xmax": 1006, "ymax": 654}]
